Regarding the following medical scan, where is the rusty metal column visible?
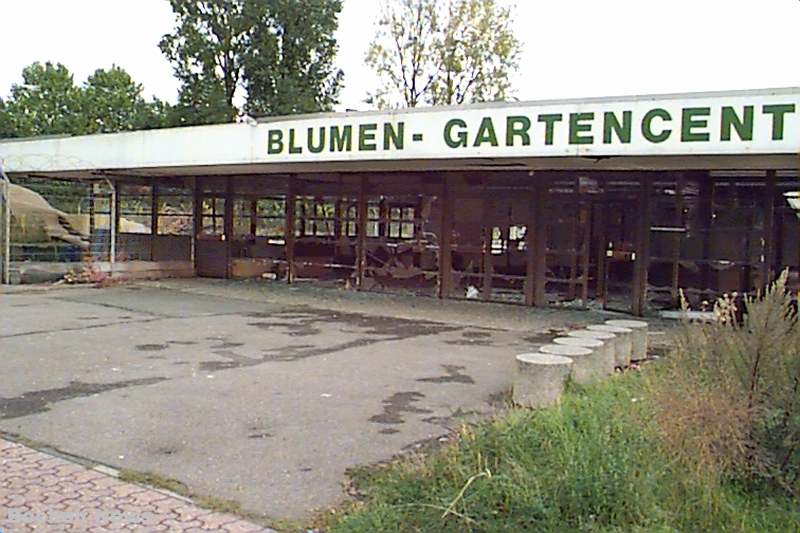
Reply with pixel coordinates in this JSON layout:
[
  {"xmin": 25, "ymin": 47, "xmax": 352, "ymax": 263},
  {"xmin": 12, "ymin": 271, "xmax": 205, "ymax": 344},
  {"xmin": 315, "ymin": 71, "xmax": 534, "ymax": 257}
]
[
  {"xmin": 532, "ymin": 176, "xmax": 548, "ymax": 307},
  {"xmin": 0, "ymin": 161, "xmax": 10, "ymax": 284},
  {"xmin": 438, "ymin": 175, "xmax": 453, "ymax": 299},
  {"xmin": 285, "ymin": 176, "xmax": 296, "ymax": 284},
  {"xmin": 763, "ymin": 170, "xmax": 777, "ymax": 285},
  {"xmin": 632, "ymin": 175, "xmax": 653, "ymax": 316},
  {"xmin": 223, "ymin": 179, "xmax": 233, "ymax": 278},
  {"xmin": 356, "ymin": 175, "xmax": 367, "ymax": 289}
]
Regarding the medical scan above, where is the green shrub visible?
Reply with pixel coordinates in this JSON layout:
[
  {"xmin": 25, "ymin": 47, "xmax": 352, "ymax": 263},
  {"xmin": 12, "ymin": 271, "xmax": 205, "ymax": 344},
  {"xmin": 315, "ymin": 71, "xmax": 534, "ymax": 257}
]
[
  {"xmin": 655, "ymin": 271, "xmax": 800, "ymax": 496},
  {"xmin": 332, "ymin": 375, "xmax": 799, "ymax": 532}
]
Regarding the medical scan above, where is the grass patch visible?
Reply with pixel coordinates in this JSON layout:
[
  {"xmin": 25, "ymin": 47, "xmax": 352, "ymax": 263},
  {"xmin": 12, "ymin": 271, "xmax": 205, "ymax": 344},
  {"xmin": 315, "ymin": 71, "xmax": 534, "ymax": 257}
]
[
  {"xmin": 117, "ymin": 469, "xmax": 302, "ymax": 531},
  {"xmin": 330, "ymin": 372, "xmax": 799, "ymax": 532}
]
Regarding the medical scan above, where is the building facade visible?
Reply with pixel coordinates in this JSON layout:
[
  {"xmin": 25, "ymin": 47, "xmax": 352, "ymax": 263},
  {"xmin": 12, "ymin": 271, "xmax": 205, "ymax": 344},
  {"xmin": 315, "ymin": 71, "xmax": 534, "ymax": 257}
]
[{"xmin": 1, "ymin": 88, "xmax": 798, "ymax": 315}]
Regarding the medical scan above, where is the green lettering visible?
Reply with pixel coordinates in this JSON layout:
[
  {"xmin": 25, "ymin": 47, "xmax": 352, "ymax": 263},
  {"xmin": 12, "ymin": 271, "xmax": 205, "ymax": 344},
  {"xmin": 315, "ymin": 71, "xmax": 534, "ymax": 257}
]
[
  {"xmin": 267, "ymin": 130, "xmax": 284, "ymax": 154},
  {"xmin": 642, "ymin": 108, "xmax": 672, "ymax": 143},
  {"xmin": 569, "ymin": 112, "xmax": 594, "ymax": 145},
  {"xmin": 359, "ymin": 123, "xmax": 377, "ymax": 151},
  {"xmin": 538, "ymin": 114, "xmax": 563, "ymax": 145},
  {"xmin": 720, "ymin": 106, "xmax": 754, "ymax": 142},
  {"xmin": 383, "ymin": 122, "xmax": 405, "ymax": 150},
  {"xmin": 288, "ymin": 128, "xmax": 302, "ymax": 154},
  {"xmin": 444, "ymin": 118, "xmax": 468, "ymax": 148},
  {"xmin": 681, "ymin": 107, "xmax": 711, "ymax": 142},
  {"xmin": 330, "ymin": 125, "xmax": 353, "ymax": 152},
  {"xmin": 762, "ymin": 104, "xmax": 796, "ymax": 140},
  {"xmin": 603, "ymin": 111, "xmax": 632, "ymax": 144},
  {"xmin": 506, "ymin": 116, "xmax": 531, "ymax": 146},
  {"xmin": 307, "ymin": 127, "xmax": 326, "ymax": 153},
  {"xmin": 473, "ymin": 117, "xmax": 498, "ymax": 147}
]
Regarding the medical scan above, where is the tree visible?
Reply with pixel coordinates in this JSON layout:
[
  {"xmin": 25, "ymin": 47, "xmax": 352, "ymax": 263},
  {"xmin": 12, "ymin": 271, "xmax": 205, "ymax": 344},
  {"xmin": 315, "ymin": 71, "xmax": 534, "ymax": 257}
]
[
  {"xmin": 5, "ymin": 62, "xmax": 85, "ymax": 136},
  {"xmin": 160, "ymin": 0, "xmax": 344, "ymax": 124},
  {"xmin": 0, "ymin": 62, "xmax": 171, "ymax": 139},
  {"xmin": 366, "ymin": 0, "xmax": 440, "ymax": 109},
  {"xmin": 243, "ymin": 0, "xmax": 343, "ymax": 116},
  {"xmin": 159, "ymin": 0, "xmax": 255, "ymax": 125},
  {"xmin": 366, "ymin": 0, "xmax": 520, "ymax": 108},
  {"xmin": 0, "ymin": 98, "xmax": 15, "ymax": 138},
  {"xmin": 82, "ymin": 66, "xmax": 170, "ymax": 133},
  {"xmin": 433, "ymin": 0, "xmax": 519, "ymax": 105}
]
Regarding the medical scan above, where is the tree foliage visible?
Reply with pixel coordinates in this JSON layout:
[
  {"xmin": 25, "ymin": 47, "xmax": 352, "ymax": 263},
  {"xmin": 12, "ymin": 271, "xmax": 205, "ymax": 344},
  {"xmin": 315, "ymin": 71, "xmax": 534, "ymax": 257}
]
[
  {"xmin": 160, "ymin": 0, "xmax": 343, "ymax": 125},
  {"xmin": 82, "ymin": 66, "xmax": 170, "ymax": 133},
  {"xmin": 244, "ymin": 0, "xmax": 344, "ymax": 116},
  {"xmin": 366, "ymin": 0, "xmax": 520, "ymax": 108},
  {"xmin": 159, "ymin": 0, "xmax": 255, "ymax": 125},
  {"xmin": 0, "ymin": 62, "xmax": 171, "ymax": 139},
  {"xmin": 5, "ymin": 62, "xmax": 85, "ymax": 137}
]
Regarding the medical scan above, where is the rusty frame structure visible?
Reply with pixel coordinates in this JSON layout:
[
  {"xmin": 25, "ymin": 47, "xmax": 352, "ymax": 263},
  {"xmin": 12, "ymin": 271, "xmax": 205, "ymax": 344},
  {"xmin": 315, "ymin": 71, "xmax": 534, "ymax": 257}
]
[{"xmin": 91, "ymin": 167, "xmax": 798, "ymax": 316}]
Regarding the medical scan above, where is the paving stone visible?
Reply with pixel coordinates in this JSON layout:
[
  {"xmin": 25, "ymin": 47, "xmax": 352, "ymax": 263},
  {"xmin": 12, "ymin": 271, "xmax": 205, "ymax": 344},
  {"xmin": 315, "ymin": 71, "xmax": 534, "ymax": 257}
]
[{"xmin": 0, "ymin": 438, "xmax": 273, "ymax": 532}]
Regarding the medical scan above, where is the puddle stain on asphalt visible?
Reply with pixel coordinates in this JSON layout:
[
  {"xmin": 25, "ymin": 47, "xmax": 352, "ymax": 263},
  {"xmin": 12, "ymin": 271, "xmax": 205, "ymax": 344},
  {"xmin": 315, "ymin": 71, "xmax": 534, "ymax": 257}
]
[
  {"xmin": 417, "ymin": 365, "xmax": 476, "ymax": 384},
  {"xmin": 0, "ymin": 378, "xmax": 167, "ymax": 419},
  {"xmin": 369, "ymin": 392, "xmax": 433, "ymax": 425},
  {"xmin": 198, "ymin": 306, "xmax": 463, "ymax": 370},
  {"xmin": 135, "ymin": 344, "xmax": 168, "ymax": 351}
]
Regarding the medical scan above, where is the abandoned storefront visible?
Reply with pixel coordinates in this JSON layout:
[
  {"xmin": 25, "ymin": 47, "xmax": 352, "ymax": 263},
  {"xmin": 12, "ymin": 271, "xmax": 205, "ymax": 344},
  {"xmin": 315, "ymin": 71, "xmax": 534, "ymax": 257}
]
[{"xmin": 1, "ymin": 88, "xmax": 798, "ymax": 315}]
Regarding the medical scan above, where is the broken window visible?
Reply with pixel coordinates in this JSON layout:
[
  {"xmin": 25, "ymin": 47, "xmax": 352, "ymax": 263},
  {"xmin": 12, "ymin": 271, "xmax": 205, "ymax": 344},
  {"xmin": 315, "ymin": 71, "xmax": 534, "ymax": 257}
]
[
  {"xmin": 118, "ymin": 184, "xmax": 152, "ymax": 234},
  {"xmin": 201, "ymin": 197, "xmax": 225, "ymax": 236}
]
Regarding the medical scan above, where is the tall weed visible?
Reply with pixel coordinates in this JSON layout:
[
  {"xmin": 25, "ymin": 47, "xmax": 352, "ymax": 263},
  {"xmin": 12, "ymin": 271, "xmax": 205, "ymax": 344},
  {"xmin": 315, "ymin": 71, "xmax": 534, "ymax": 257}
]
[{"xmin": 650, "ymin": 271, "xmax": 800, "ymax": 496}]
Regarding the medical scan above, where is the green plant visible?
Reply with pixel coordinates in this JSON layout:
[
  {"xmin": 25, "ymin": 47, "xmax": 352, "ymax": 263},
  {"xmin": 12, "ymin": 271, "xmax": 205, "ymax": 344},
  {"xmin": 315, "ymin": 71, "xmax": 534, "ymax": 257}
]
[{"xmin": 653, "ymin": 271, "xmax": 800, "ymax": 496}]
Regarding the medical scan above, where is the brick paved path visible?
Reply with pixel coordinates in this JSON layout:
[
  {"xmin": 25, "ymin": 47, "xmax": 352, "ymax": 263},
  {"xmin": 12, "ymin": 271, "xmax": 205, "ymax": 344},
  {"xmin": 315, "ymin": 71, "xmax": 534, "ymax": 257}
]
[{"xmin": 0, "ymin": 439, "xmax": 272, "ymax": 532}]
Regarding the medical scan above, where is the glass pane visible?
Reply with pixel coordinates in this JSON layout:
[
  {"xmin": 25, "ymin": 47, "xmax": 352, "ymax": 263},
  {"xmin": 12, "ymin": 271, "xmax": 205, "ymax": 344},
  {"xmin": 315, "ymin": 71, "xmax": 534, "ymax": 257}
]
[
  {"xmin": 119, "ymin": 195, "xmax": 152, "ymax": 215},
  {"xmin": 202, "ymin": 216, "xmax": 223, "ymax": 235},
  {"xmin": 366, "ymin": 221, "xmax": 379, "ymax": 237},
  {"xmin": 256, "ymin": 218, "xmax": 285, "ymax": 237},
  {"xmin": 158, "ymin": 215, "xmax": 193, "ymax": 235},
  {"xmin": 120, "ymin": 214, "xmax": 151, "ymax": 234},
  {"xmin": 256, "ymin": 198, "xmax": 285, "ymax": 217},
  {"xmin": 158, "ymin": 195, "xmax": 193, "ymax": 215},
  {"xmin": 401, "ymin": 222, "xmax": 414, "ymax": 239}
]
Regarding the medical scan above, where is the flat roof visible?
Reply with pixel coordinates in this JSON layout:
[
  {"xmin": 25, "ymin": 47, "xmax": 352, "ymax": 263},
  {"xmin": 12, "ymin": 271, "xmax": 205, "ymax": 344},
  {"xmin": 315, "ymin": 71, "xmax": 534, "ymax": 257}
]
[{"xmin": 1, "ymin": 87, "xmax": 799, "ymax": 178}]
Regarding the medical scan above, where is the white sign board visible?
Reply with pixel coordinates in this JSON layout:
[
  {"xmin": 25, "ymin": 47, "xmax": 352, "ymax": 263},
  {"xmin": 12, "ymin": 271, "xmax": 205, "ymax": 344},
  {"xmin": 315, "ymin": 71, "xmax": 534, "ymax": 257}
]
[{"xmin": 1, "ymin": 89, "xmax": 798, "ymax": 173}]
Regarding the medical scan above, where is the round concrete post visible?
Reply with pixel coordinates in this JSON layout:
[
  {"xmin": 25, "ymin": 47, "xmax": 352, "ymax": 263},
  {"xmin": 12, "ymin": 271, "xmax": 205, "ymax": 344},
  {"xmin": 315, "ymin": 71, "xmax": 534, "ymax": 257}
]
[
  {"xmin": 605, "ymin": 319, "xmax": 649, "ymax": 361},
  {"xmin": 553, "ymin": 336, "xmax": 614, "ymax": 379},
  {"xmin": 539, "ymin": 344, "xmax": 594, "ymax": 385},
  {"xmin": 513, "ymin": 353, "xmax": 573, "ymax": 409},
  {"xmin": 586, "ymin": 324, "xmax": 633, "ymax": 367}
]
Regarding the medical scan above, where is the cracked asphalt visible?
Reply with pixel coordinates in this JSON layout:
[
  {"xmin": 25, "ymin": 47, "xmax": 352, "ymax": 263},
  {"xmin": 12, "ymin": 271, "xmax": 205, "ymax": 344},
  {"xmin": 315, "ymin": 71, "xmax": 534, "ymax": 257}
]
[{"xmin": 0, "ymin": 280, "xmax": 608, "ymax": 524}]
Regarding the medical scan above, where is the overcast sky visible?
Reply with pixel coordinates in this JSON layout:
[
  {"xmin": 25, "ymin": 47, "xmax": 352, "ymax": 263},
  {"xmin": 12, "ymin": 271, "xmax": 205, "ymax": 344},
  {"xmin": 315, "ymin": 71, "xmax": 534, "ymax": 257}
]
[{"xmin": 1, "ymin": 0, "xmax": 799, "ymax": 111}]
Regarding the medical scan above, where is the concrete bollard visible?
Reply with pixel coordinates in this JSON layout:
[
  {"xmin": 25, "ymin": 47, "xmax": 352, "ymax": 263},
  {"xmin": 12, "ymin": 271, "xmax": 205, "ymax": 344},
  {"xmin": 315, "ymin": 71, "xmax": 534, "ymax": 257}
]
[
  {"xmin": 605, "ymin": 319, "xmax": 649, "ymax": 361},
  {"xmin": 586, "ymin": 324, "xmax": 633, "ymax": 367},
  {"xmin": 539, "ymin": 344, "xmax": 594, "ymax": 385},
  {"xmin": 553, "ymin": 336, "xmax": 615, "ymax": 379},
  {"xmin": 513, "ymin": 352, "xmax": 574, "ymax": 408}
]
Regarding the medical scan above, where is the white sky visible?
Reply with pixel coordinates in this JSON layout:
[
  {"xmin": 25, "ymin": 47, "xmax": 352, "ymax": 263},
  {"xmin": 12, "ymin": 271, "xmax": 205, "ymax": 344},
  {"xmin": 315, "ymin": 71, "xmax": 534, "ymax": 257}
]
[{"xmin": 1, "ymin": 0, "xmax": 799, "ymax": 112}]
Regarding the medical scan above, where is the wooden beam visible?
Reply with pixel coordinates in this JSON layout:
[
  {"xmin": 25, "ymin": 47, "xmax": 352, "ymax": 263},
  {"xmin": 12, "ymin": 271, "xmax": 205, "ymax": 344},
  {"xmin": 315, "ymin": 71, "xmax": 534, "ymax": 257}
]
[
  {"xmin": 532, "ymin": 175, "xmax": 548, "ymax": 306},
  {"xmin": 150, "ymin": 182, "xmax": 158, "ymax": 260},
  {"xmin": 671, "ymin": 173, "xmax": 686, "ymax": 307},
  {"xmin": 595, "ymin": 176, "xmax": 608, "ymax": 308},
  {"xmin": 482, "ymin": 187, "xmax": 493, "ymax": 301},
  {"xmin": 567, "ymin": 178, "xmax": 580, "ymax": 300},
  {"xmin": 698, "ymin": 175, "xmax": 713, "ymax": 294},
  {"xmin": 285, "ymin": 176, "xmax": 296, "ymax": 283},
  {"xmin": 438, "ymin": 175, "xmax": 453, "ymax": 299},
  {"xmin": 763, "ymin": 169, "xmax": 777, "ymax": 286},
  {"xmin": 524, "ymin": 185, "xmax": 536, "ymax": 306},
  {"xmin": 580, "ymin": 199, "xmax": 591, "ymax": 304},
  {"xmin": 223, "ymin": 179, "xmax": 233, "ymax": 279},
  {"xmin": 356, "ymin": 175, "xmax": 367, "ymax": 289},
  {"xmin": 631, "ymin": 175, "xmax": 653, "ymax": 316}
]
